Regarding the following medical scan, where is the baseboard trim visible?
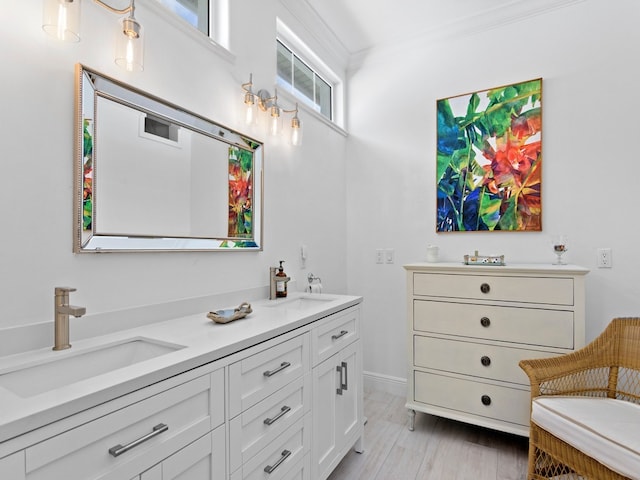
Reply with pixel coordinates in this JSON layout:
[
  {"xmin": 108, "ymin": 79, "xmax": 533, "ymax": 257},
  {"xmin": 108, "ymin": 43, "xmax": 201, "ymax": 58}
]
[{"xmin": 363, "ymin": 371, "xmax": 407, "ymax": 397}]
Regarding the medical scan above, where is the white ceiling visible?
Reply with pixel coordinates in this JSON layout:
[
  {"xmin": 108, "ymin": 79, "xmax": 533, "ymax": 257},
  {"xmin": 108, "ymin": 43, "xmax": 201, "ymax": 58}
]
[{"xmin": 304, "ymin": 0, "xmax": 581, "ymax": 55}]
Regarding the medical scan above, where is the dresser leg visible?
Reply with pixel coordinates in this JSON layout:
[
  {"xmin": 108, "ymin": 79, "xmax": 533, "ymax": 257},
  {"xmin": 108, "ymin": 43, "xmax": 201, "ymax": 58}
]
[{"xmin": 408, "ymin": 409, "xmax": 415, "ymax": 431}]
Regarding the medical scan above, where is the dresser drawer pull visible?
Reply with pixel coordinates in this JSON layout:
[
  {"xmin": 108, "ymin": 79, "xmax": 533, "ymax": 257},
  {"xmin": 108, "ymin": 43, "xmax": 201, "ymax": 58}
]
[
  {"xmin": 331, "ymin": 330, "xmax": 348, "ymax": 340},
  {"xmin": 481, "ymin": 395, "xmax": 492, "ymax": 406},
  {"xmin": 264, "ymin": 405, "xmax": 291, "ymax": 425},
  {"xmin": 480, "ymin": 317, "xmax": 491, "ymax": 327},
  {"xmin": 108, "ymin": 423, "xmax": 168, "ymax": 457},
  {"xmin": 480, "ymin": 356, "xmax": 491, "ymax": 366},
  {"xmin": 263, "ymin": 361, "xmax": 291, "ymax": 377},
  {"xmin": 336, "ymin": 361, "xmax": 348, "ymax": 395},
  {"xmin": 264, "ymin": 449, "xmax": 292, "ymax": 474},
  {"xmin": 480, "ymin": 283, "xmax": 491, "ymax": 294}
]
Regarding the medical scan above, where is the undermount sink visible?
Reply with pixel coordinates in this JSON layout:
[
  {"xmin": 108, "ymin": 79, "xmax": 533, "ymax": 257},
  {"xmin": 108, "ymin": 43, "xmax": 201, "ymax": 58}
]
[
  {"xmin": 0, "ymin": 337, "xmax": 185, "ymax": 398},
  {"xmin": 265, "ymin": 295, "xmax": 334, "ymax": 310}
]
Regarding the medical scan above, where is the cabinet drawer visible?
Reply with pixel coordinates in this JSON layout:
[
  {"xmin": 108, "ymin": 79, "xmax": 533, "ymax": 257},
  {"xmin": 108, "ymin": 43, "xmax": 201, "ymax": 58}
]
[
  {"xmin": 229, "ymin": 374, "xmax": 311, "ymax": 474},
  {"xmin": 231, "ymin": 415, "xmax": 311, "ymax": 480},
  {"xmin": 229, "ymin": 334, "xmax": 310, "ymax": 418},
  {"xmin": 312, "ymin": 307, "xmax": 359, "ymax": 366},
  {"xmin": 413, "ymin": 273, "xmax": 574, "ymax": 305},
  {"xmin": 414, "ymin": 300, "xmax": 575, "ymax": 349},
  {"xmin": 414, "ymin": 336, "xmax": 560, "ymax": 385},
  {"xmin": 414, "ymin": 371, "xmax": 530, "ymax": 427},
  {"xmin": 26, "ymin": 373, "xmax": 217, "ymax": 480}
]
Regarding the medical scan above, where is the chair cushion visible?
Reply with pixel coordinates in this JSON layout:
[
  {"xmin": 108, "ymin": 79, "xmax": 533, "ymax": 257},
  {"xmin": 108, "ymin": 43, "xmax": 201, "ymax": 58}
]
[{"xmin": 532, "ymin": 397, "xmax": 640, "ymax": 479}]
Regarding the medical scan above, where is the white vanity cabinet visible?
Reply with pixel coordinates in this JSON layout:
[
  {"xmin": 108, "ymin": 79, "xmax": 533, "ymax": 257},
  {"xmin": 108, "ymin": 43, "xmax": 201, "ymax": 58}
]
[
  {"xmin": 311, "ymin": 306, "xmax": 364, "ymax": 480},
  {"xmin": 0, "ymin": 294, "xmax": 363, "ymax": 480},
  {"xmin": 404, "ymin": 263, "xmax": 588, "ymax": 437}
]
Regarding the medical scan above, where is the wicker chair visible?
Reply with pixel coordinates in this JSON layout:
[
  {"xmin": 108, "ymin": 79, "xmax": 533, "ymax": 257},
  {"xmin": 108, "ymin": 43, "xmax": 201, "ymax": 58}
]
[{"xmin": 519, "ymin": 317, "xmax": 640, "ymax": 480}]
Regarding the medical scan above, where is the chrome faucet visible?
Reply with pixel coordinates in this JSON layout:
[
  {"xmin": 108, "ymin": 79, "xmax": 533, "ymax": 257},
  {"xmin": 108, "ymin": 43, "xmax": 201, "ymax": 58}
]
[
  {"xmin": 53, "ymin": 287, "xmax": 86, "ymax": 351},
  {"xmin": 269, "ymin": 266, "xmax": 291, "ymax": 300}
]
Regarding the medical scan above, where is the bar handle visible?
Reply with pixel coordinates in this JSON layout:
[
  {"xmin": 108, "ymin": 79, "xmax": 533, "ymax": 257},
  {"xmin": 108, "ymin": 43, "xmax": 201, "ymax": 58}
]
[
  {"xmin": 264, "ymin": 449, "xmax": 292, "ymax": 474},
  {"xmin": 108, "ymin": 423, "xmax": 168, "ymax": 457},
  {"xmin": 264, "ymin": 405, "xmax": 291, "ymax": 426},
  {"xmin": 263, "ymin": 361, "xmax": 291, "ymax": 377},
  {"xmin": 331, "ymin": 330, "xmax": 348, "ymax": 340}
]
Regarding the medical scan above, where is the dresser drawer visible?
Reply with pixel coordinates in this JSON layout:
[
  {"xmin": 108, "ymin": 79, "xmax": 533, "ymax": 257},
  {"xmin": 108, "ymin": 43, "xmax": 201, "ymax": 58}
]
[
  {"xmin": 413, "ymin": 272, "xmax": 574, "ymax": 305},
  {"xmin": 414, "ymin": 336, "xmax": 559, "ymax": 385},
  {"xmin": 229, "ymin": 374, "xmax": 311, "ymax": 474},
  {"xmin": 229, "ymin": 334, "xmax": 310, "ymax": 418},
  {"xmin": 25, "ymin": 373, "xmax": 217, "ymax": 480},
  {"xmin": 312, "ymin": 307, "xmax": 359, "ymax": 366},
  {"xmin": 414, "ymin": 371, "xmax": 530, "ymax": 427},
  {"xmin": 414, "ymin": 300, "xmax": 575, "ymax": 348},
  {"xmin": 230, "ymin": 415, "xmax": 311, "ymax": 480}
]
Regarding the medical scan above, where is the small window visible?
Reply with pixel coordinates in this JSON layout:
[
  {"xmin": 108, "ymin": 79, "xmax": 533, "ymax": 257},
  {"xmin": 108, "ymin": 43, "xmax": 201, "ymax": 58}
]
[
  {"xmin": 157, "ymin": 0, "xmax": 209, "ymax": 36},
  {"xmin": 277, "ymin": 40, "xmax": 333, "ymax": 121}
]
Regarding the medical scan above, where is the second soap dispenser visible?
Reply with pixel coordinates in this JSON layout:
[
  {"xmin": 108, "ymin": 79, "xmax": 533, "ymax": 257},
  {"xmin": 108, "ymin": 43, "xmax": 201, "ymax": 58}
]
[{"xmin": 276, "ymin": 260, "xmax": 288, "ymax": 298}]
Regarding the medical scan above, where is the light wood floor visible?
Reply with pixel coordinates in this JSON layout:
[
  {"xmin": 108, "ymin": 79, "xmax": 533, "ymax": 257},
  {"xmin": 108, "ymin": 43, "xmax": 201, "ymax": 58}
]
[{"xmin": 327, "ymin": 388, "xmax": 529, "ymax": 480}]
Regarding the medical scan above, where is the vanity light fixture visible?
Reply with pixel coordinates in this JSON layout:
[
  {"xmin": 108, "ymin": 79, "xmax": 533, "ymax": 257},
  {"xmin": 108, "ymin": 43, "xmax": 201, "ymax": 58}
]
[
  {"xmin": 42, "ymin": 0, "xmax": 144, "ymax": 72},
  {"xmin": 242, "ymin": 74, "xmax": 303, "ymax": 146}
]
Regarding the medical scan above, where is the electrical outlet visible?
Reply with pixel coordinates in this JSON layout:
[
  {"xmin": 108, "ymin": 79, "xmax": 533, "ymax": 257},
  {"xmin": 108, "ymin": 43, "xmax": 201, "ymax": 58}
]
[
  {"xmin": 597, "ymin": 248, "xmax": 612, "ymax": 268},
  {"xmin": 385, "ymin": 248, "xmax": 395, "ymax": 264},
  {"xmin": 375, "ymin": 249, "xmax": 384, "ymax": 264}
]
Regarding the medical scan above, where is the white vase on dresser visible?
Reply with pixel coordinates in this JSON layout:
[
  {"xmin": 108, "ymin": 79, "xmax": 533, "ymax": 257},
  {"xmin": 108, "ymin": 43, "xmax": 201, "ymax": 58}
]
[{"xmin": 404, "ymin": 262, "xmax": 589, "ymax": 437}]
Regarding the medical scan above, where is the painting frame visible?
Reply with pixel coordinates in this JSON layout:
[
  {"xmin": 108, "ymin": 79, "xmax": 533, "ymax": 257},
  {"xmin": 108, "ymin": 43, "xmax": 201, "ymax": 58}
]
[{"xmin": 436, "ymin": 78, "xmax": 542, "ymax": 232}]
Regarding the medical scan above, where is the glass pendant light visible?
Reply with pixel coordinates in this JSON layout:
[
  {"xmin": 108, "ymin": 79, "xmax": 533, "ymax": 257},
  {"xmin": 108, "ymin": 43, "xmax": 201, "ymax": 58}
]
[
  {"xmin": 42, "ymin": 0, "xmax": 81, "ymax": 42},
  {"xmin": 290, "ymin": 105, "xmax": 303, "ymax": 146},
  {"xmin": 115, "ymin": 11, "xmax": 144, "ymax": 72}
]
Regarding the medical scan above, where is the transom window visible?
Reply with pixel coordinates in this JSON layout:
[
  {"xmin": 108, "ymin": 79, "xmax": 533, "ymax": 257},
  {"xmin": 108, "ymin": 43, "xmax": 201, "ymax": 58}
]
[
  {"xmin": 277, "ymin": 40, "xmax": 333, "ymax": 121},
  {"xmin": 157, "ymin": 0, "xmax": 208, "ymax": 35}
]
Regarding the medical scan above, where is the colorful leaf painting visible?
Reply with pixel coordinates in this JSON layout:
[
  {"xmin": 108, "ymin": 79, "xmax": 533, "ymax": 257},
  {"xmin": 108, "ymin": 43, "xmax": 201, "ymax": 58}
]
[
  {"xmin": 228, "ymin": 146, "xmax": 253, "ymax": 238},
  {"xmin": 436, "ymin": 79, "xmax": 542, "ymax": 232}
]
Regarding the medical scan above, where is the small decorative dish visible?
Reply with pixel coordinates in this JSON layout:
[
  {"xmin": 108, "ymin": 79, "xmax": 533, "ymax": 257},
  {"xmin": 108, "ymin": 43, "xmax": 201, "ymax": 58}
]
[
  {"xmin": 207, "ymin": 302, "xmax": 252, "ymax": 324},
  {"xmin": 464, "ymin": 251, "xmax": 505, "ymax": 266}
]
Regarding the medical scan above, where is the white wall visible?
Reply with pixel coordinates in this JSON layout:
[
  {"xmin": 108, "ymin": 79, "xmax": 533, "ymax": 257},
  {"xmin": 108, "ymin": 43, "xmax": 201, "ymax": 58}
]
[
  {"xmin": 0, "ymin": 1, "xmax": 348, "ymax": 331},
  {"xmin": 346, "ymin": 0, "xmax": 640, "ymax": 387}
]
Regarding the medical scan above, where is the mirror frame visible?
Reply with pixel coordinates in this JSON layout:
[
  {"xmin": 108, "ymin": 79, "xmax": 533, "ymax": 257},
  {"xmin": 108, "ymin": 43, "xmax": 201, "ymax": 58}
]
[{"xmin": 73, "ymin": 64, "xmax": 263, "ymax": 253}]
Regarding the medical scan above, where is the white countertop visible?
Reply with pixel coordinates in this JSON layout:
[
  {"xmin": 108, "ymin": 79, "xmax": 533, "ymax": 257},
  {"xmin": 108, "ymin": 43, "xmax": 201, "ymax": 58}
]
[{"xmin": 0, "ymin": 292, "xmax": 362, "ymax": 445}]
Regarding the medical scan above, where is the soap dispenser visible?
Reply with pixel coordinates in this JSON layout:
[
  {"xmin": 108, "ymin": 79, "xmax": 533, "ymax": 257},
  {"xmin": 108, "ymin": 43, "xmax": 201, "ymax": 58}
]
[{"xmin": 276, "ymin": 260, "xmax": 288, "ymax": 298}]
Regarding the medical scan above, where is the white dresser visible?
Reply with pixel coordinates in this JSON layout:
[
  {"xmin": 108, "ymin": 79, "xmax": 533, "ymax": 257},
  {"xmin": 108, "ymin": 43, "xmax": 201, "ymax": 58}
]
[{"xmin": 404, "ymin": 263, "xmax": 588, "ymax": 437}]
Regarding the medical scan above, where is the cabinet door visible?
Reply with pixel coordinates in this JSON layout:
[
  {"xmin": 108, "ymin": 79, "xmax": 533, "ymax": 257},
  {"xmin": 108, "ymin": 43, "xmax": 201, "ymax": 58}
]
[
  {"xmin": 336, "ymin": 341, "xmax": 360, "ymax": 446},
  {"xmin": 312, "ymin": 340, "xmax": 362, "ymax": 480},
  {"xmin": 140, "ymin": 426, "xmax": 225, "ymax": 480}
]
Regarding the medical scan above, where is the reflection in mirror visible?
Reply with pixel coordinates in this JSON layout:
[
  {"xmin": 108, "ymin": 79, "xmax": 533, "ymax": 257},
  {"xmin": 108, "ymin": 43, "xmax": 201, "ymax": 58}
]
[{"xmin": 74, "ymin": 64, "xmax": 263, "ymax": 252}]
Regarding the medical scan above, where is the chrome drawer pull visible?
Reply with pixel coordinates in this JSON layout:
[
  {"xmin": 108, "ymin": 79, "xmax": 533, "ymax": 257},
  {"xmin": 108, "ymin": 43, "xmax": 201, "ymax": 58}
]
[
  {"xmin": 331, "ymin": 330, "xmax": 348, "ymax": 340},
  {"xmin": 264, "ymin": 405, "xmax": 291, "ymax": 425},
  {"xmin": 263, "ymin": 361, "xmax": 291, "ymax": 377},
  {"xmin": 264, "ymin": 449, "xmax": 292, "ymax": 474},
  {"xmin": 108, "ymin": 423, "xmax": 168, "ymax": 457}
]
